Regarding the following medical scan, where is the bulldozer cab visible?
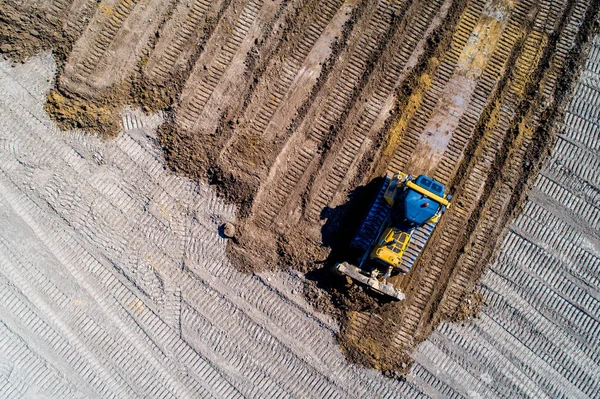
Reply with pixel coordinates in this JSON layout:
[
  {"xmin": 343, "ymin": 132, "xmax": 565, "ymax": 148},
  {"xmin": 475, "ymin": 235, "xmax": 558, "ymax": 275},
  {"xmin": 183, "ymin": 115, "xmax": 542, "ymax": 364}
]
[
  {"xmin": 415, "ymin": 175, "xmax": 445, "ymax": 196},
  {"xmin": 370, "ymin": 228, "xmax": 410, "ymax": 267},
  {"xmin": 335, "ymin": 171, "xmax": 451, "ymax": 301},
  {"xmin": 394, "ymin": 175, "xmax": 448, "ymax": 228}
]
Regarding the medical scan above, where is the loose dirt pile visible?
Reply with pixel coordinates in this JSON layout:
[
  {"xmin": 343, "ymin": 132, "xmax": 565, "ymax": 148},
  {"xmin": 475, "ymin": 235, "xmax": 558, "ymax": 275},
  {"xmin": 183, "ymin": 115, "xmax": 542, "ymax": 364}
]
[
  {"xmin": 45, "ymin": 90, "xmax": 121, "ymax": 136},
  {"xmin": 2, "ymin": 0, "xmax": 599, "ymax": 377}
]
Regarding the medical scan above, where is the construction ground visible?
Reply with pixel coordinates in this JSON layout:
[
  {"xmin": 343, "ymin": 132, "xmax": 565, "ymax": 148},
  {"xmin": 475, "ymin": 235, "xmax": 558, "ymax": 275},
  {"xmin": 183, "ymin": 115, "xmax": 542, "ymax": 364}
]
[{"xmin": 1, "ymin": 0, "xmax": 600, "ymax": 397}]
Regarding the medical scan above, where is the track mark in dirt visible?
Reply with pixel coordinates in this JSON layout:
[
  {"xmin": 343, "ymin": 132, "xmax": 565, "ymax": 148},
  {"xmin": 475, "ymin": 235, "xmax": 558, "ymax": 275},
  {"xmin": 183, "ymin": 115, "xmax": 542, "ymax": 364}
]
[{"xmin": 1, "ymin": 0, "xmax": 599, "ymax": 379}]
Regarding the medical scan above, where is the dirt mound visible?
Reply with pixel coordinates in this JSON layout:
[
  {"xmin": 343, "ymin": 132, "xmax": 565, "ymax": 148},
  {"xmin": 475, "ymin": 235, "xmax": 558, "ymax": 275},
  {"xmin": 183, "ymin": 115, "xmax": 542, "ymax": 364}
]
[
  {"xmin": 0, "ymin": 3, "xmax": 62, "ymax": 62},
  {"xmin": 45, "ymin": 90, "xmax": 121, "ymax": 137}
]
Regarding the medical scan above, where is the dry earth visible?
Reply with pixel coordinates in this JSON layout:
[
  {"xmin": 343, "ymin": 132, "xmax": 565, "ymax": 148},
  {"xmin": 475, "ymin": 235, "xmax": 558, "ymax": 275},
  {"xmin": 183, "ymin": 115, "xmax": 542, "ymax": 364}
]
[
  {"xmin": 1, "ymin": 0, "xmax": 600, "ymax": 379},
  {"xmin": 0, "ymin": 43, "xmax": 599, "ymax": 397}
]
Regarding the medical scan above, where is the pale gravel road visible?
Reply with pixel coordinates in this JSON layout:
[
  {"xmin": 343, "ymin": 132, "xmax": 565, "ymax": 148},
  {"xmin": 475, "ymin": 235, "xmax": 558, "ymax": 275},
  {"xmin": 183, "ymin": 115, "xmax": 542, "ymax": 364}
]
[{"xmin": 0, "ymin": 42, "xmax": 599, "ymax": 398}]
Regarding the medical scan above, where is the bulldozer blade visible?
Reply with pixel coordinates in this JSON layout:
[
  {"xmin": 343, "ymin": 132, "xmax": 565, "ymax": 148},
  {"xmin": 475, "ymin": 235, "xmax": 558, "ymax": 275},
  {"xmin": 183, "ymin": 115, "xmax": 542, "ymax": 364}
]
[{"xmin": 335, "ymin": 262, "xmax": 405, "ymax": 301}]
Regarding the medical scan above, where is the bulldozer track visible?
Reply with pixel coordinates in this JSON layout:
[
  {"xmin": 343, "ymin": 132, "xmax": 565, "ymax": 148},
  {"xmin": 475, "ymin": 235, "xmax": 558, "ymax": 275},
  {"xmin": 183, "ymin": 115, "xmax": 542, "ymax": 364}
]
[
  {"xmin": 391, "ymin": 14, "xmax": 544, "ymax": 348},
  {"xmin": 0, "ymin": 177, "xmax": 235, "ymax": 399},
  {"xmin": 252, "ymin": 0, "xmax": 411, "ymax": 227},
  {"xmin": 492, "ymin": 235, "xmax": 600, "ymax": 347},
  {"xmin": 57, "ymin": 0, "xmax": 174, "ymax": 97},
  {"xmin": 342, "ymin": 0, "xmax": 554, "ymax": 350},
  {"xmin": 253, "ymin": 0, "xmax": 442, "ymax": 227},
  {"xmin": 180, "ymin": 277, "xmax": 354, "ymax": 399},
  {"xmin": 430, "ymin": 2, "xmax": 534, "ymax": 183},
  {"xmin": 0, "ymin": 59, "xmax": 426, "ymax": 397},
  {"xmin": 176, "ymin": 0, "xmax": 314, "ymax": 141},
  {"xmin": 221, "ymin": 0, "xmax": 347, "ymax": 151},
  {"xmin": 0, "ymin": 237, "xmax": 184, "ymax": 399},
  {"xmin": 176, "ymin": 0, "xmax": 266, "ymax": 132},
  {"xmin": 74, "ymin": 0, "xmax": 141, "ymax": 79},
  {"xmin": 305, "ymin": 0, "xmax": 447, "ymax": 222},
  {"xmin": 390, "ymin": 0, "xmax": 590, "ymax": 353},
  {"xmin": 3, "ymin": 59, "xmax": 430, "ymax": 397},
  {"xmin": 482, "ymin": 282, "xmax": 600, "ymax": 396},
  {"xmin": 47, "ymin": 0, "xmax": 77, "ymax": 18},
  {"xmin": 0, "ymin": 99, "xmax": 244, "ymax": 398},
  {"xmin": 421, "ymin": 328, "xmax": 525, "ymax": 397},
  {"xmin": 144, "ymin": 0, "xmax": 223, "ymax": 81},
  {"xmin": 385, "ymin": 0, "xmax": 489, "ymax": 175},
  {"xmin": 544, "ymin": 137, "xmax": 600, "ymax": 206},
  {"xmin": 61, "ymin": 0, "xmax": 98, "ymax": 37},
  {"xmin": 439, "ymin": 0, "xmax": 588, "ymax": 327},
  {"xmin": 341, "ymin": 0, "xmax": 531, "ymax": 347},
  {"xmin": 431, "ymin": 24, "xmax": 522, "ymax": 183},
  {"xmin": 431, "ymin": 318, "xmax": 555, "ymax": 398},
  {"xmin": 0, "ymin": 263, "xmax": 135, "ymax": 398}
]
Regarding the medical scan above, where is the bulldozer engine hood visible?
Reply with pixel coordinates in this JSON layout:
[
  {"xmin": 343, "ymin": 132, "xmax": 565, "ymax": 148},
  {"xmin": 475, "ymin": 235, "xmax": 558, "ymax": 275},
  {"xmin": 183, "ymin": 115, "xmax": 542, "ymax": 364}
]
[{"xmin": 403, "ymin": 188, "xmax": 440, "ymax": 226}]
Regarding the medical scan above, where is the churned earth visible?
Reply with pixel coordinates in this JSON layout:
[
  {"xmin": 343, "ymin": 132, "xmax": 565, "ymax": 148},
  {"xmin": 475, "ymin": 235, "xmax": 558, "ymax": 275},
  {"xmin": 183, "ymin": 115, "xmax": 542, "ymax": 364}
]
[{"xmin": 1, "ymin": 0, "xmax": 599, "ymax": 377}]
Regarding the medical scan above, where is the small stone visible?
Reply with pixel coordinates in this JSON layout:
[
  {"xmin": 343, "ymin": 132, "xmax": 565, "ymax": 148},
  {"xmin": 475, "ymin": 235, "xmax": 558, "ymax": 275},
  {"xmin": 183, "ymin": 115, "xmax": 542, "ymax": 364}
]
[
  {"xmin": 1, "ymin": 44, "xmax": 13, "ymax": 53},
  {"xmin": 222, "ymin": 222, "xmax": 235, "ymax": 238}
]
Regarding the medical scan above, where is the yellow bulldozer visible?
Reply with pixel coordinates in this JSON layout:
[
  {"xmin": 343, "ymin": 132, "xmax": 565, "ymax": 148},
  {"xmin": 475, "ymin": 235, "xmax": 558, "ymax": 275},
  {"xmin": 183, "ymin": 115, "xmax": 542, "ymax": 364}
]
[{"xmin": 335, "ymin": 172, "xmax": 451, "ymax": 300}]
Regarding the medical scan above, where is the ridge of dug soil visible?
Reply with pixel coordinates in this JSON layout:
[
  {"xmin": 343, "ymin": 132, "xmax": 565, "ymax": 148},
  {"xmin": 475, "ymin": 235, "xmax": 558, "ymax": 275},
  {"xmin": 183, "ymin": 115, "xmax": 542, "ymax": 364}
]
[{"xmin": 2, "ymin": 0, "xmax": 599, "ymax": 376}]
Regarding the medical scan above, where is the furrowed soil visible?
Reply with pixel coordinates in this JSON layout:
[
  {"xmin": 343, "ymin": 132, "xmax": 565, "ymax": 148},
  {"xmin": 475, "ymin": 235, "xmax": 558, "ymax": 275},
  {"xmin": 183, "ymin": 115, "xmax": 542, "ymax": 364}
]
[{"xmin": 2, "ymin": 0, "xmax": 599, "ymax": 376}]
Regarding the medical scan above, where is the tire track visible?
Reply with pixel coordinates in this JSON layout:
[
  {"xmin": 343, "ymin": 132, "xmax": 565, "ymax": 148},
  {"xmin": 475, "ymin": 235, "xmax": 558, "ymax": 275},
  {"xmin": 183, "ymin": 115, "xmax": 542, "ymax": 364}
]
[{"xmin": 176, "ymin": 0, "xmax": 266, "ymax": 132}]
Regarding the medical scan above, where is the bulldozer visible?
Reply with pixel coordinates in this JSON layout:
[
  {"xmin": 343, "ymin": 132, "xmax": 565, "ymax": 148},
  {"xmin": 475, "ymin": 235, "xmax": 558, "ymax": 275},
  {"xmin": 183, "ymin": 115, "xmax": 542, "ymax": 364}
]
[{"xmin": 335, "ymin": 172, "xmax": 451, "ymax": 300}]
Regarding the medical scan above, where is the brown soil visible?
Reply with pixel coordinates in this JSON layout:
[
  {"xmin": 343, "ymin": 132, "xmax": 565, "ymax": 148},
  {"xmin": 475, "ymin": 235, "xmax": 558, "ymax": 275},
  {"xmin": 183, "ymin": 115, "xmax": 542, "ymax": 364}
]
[
  {"xmin": 0, "ymin": 2, "xmax": 64, "ymax": 62},
  {"xmin": 2, "ymin": 0, "xmax": 599, "ymax": 378},
  {"xmin": 45, "ymin": 89, "xmax": 121, "ymax": 137},
  {"xmin": 443, "ymin": 291, "xmax": 485, "ymax": 324}
]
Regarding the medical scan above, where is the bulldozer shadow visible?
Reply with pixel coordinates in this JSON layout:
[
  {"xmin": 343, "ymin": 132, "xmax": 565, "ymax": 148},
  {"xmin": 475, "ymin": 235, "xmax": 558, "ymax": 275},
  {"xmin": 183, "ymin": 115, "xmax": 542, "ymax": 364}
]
[{"xmin": 305, "ymin": 176, "xmax": 391, "ymax": 299}]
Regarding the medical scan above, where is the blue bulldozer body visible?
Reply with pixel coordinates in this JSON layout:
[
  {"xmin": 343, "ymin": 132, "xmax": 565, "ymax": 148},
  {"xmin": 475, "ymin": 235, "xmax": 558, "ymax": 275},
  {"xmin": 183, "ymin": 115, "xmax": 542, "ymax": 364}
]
[{"xmin": 335, "ymin": 172, "xmax": 451, "ymax": 300}]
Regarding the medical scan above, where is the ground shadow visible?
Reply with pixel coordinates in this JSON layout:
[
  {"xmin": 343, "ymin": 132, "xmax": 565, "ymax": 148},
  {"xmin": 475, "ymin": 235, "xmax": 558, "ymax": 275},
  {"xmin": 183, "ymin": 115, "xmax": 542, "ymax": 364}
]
[{"xmin": 305, "ymin": 176, "xmax": 395, "ymax": 304}]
